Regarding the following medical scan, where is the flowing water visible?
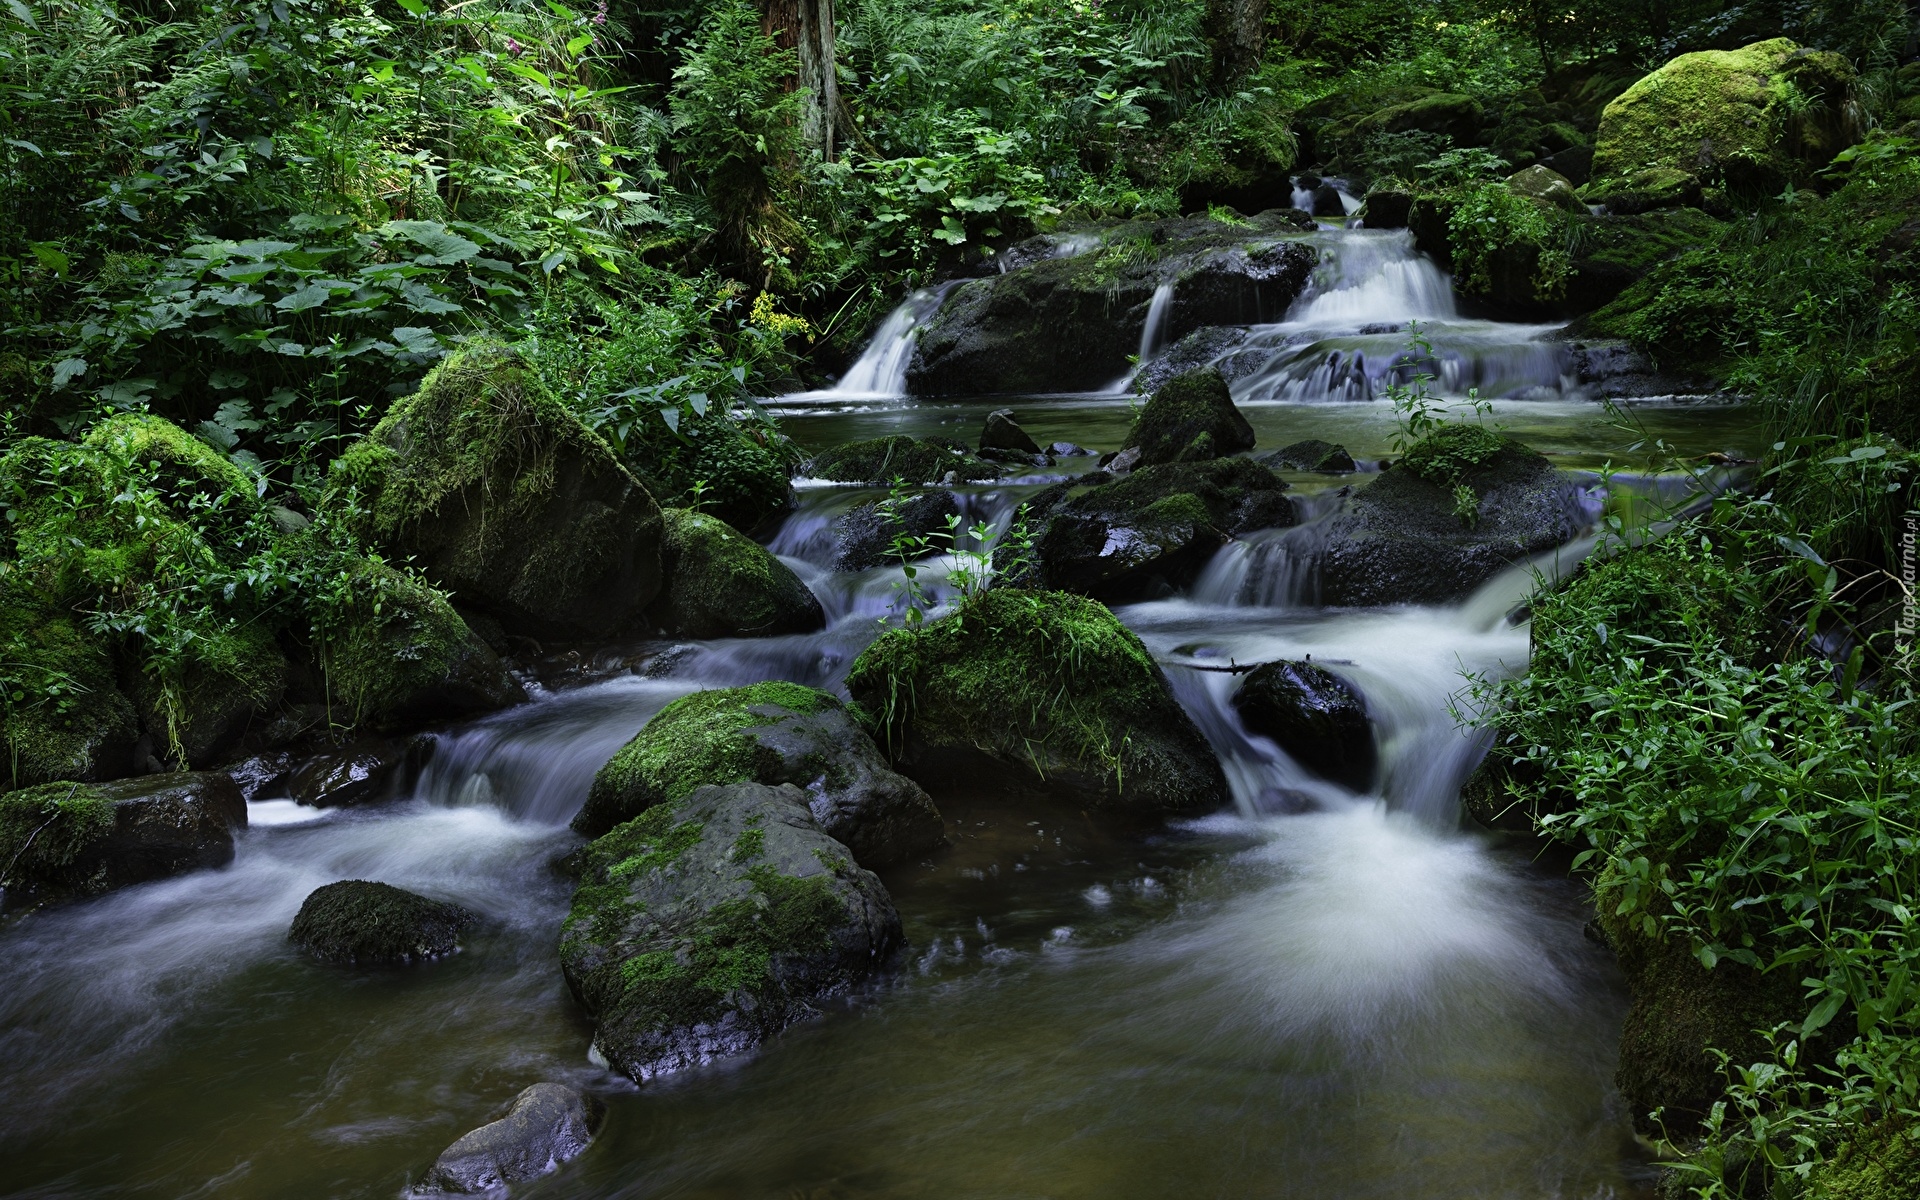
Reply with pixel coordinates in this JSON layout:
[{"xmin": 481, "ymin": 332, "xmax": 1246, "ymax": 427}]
[{"xmin": 0, "ymin": 225, "xmax": 1763, "ymax": 1199}]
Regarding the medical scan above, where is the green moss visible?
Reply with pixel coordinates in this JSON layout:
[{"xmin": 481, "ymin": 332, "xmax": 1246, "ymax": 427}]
[
  {"xmin": 803, "ymin": 435, "xmax": 1000, "ymax": 484},
  {"xmin": 0, "ymin": 580, "xmax": 137, "ymax": 790},
  {"xmin": 575, "ymin": 681, "xmax": 835, "ymax": 835},
  {"xmin": 844, "ymin": 588, "xmax": 1187, "ymax": 799},
  {"xmin": 1124, "ymin": 368, "xmax": 1255, "ymax": 465},
  {"xmin": 1396, "ymin": 424, "xmax": 1511, "ymax": 488},
  {"xmin": 286, "ymin": 879, "xmax": 477, "ymax": 964},
  {"xmin": 1140, "ymin": 492, "xmax": 1211, "ymax": 526},
  {"xmin": 648, "ymin": 508, "xmax": 822, "ymax": 638},
  {"xmin": 1807, "ymin": 1118, "xmax": 1920, "ymax": 1199},
  {"xmin": 1587, "ymin": 39, "xmax": 1856, "ymax": 199},
  {"xmin": 315, "ymin": 558, "xmax": 472, "ymax": 725},
  {"xmin": 80, "ymin": 414, "xmax": 254, "ymax": 512},
  {"xmin": 0, "ymin": 781, "xmax": 113, "ymax": 887}
]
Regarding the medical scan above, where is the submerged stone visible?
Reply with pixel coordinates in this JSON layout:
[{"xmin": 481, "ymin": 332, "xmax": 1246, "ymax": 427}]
[
  {"xmin": 289, "ymin": 880, "xmax": 477, "ymax": 965},
  {"xmin": 0, "ymin": 772, "xmax": 245, "ymax": 904},
  {"xmin": 575, "ymin": 681, "xmax": 942, "ymax": 868},
  {"xmin": 417, "ymin": 1083, "xmax": 600, "ymax": 1194},
  {"xmin": 1124, "ymin": 368, "xmax": 1256, "ymax": 466},
  {"xmin": 844, "ymin": 589, "xmax": 1228, "ymax": 814},
  {"xmin": 1231, "ymin": 661, "xmax": 1376, "ymax": 791},
  {"xmin": 647, "ymin": 508, "xmax": 824, "ymax": 639},
  {"xmin": 560, "ymin": 781, "xmax": 902, "ymax": 1082}
]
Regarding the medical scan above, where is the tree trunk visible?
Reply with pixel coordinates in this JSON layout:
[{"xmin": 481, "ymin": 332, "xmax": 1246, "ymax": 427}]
[
  {"xmin": 762, "ymin": 0, "xmax": 839, "ymax": 160},
  {"xmin": 1203, "ymin": 0, "xmax": 1267, "ymax": 88}
]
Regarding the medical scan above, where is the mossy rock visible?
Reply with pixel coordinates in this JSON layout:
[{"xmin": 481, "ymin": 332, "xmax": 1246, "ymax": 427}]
[
  {"xmin": 906, "ymin": 217, "xmax": 1315, "ymax": 395},
  {"xmin": 844, "ymin": 589, "xmax": 1228, "ymax": 814},
  {"xmin": 559, "ymin": 781, "xmax": 902, "ymax": 1082},
  {"xmin": 81, "ymin": 413, "xmax": 256, "ymax": 515},
  {"xmin": 801, "ymin": 436, "xmax": 1001, "ymax": 486},
  {"xmin": 289, "ymin": 880, "xmax": 478, "ymax": 964},
  {"xmin": 1506, "ymin": 165, "xmax": 1583, "ymax": 212},
  {"xmin": 1562, "ymin": 207, "xmax": 1725, "ymax": 313},
  {"xmin": 1258, "ymin": 439, "xmax": 1356, "ymax": 473},
  {"xmin": 315, "ymin": 558, "xmax": 525, "ymax": 728},
  {"xmin": 1124, "ymin": 368, "xmax": 1256, "ymax": 466},
  {"xmin": 1015, "ymin": 459, "xmax": 1294, "ymax": 601},
  {"xmin": 330, "ymin": 339, "xmax": 665, "ymax": 642},
  {"xmin": 1587, "ymin": 38, "xmax": 1859, "ymax": 202},
  {"xmin": 1347, "ymin": 91, "xmax": 1483, "ymax": 145},
  {"xmin": 1805, "ymin": 1118, "xmax": 1920, "ymax": 1200},
  {"xmin": 576, "ymin": 681, "xmax": 942, "ymax": 867},
  {"xmin": 1315, "ymin": 427, "xmax": 1588, "ymax": 606},
  {"xmin": 0, "ymin": 771, "xmax": 244, "ymax": 903},
  {"xmin": 0, "ymin": 581, "xmax": 140, "ymax": 790},
  {"xmin": 129, "ymin": 620, "xmax": 288, "ymax": 769},
  {"xmin": 647, "ymin": 508, "xmax": 824, "ymax": 639}
]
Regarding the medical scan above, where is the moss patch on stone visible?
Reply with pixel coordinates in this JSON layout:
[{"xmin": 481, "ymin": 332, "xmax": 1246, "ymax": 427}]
[
  {"xmin": 288, "ymin": 879, "xmax": 478, "ymax": 965},
  {"xmin": 1123, "ymin": 368, "xmax": 1256, "ymax": 466},
  {"xmin": 1806, "ymin": 1118, "xmax": 1920, "ymax": 1200},
  {"xmin": 315, "ymin": 558, "xmax": 477, "ymax": 726},
  {"xmin": 0, "ymin": 781, "xmax": 114, "ymax": 888},
  {"xmin": 576, "ymin": 681, "xmax": 834, "ymax": 836},
  {"xmin": 647, "ymin": 508, "xmax": 823, "ymax": 638},
  {"xmin": 844, "ymin": 588, "xmax": 1226, "ymax": 812},
  {"xmin": 802, "ymin": 436, "xmax": 1001, "ymax": 485}
]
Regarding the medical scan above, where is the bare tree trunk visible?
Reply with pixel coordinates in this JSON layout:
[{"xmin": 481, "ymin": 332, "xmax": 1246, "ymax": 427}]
[
  {"xmin": 762, "ymin": 0, "xmax": 840, "ymax": 160},
  {"xmin": 1203, "ymin": 0, "xmax": 1267, "ymax": 87}
]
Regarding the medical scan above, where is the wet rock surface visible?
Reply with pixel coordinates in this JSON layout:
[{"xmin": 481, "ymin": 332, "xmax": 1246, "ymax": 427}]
[
  {"xmin": 289, "ymin": 737, "xmax": 424, "ymax": 808},
  {"xmin": 1123, "ymin": 368, "xmax": 1256, "ymax": 466},
  {"xmin": 833, "ymin": 489, "xmax": 964, "ymax": 572},
  {"xmin": 561, "ymin": 781, "xmax": 902, "ymax": 1083},
  {"xmin": 1259, "ymin": 439, "xmax": 1357, "ymax": 473},
  {"xmin": 907, "ymin": 215, "xmax": 1315, "ymax": 395},
  {"xmin": 979, "ymin": 409, "xmax": 1041, "ymax": 455},
  {"xmin": 802, "ymin": 436, "xmax": 1001, "ymax": 485},
  {"xmin": 647, "ymin": 508, "xmax": 824, "ymax": 639},
  {"xmin": 417, "ymin": 1083, "xmax": 600, "ymax": 1194},
  {"xmin": 0, "ymin": 772, "xmax": 246, "ymax": 903},
  {"xmin": 1231, "ymin": 661, "xmax": 1376, "ymax": 791},
  {"xmin": 575, "ymin": 681, "xmax": 943, "ymax": 868},
  {"xmin": 289, "ymin": 879, "xmax": 478, "ymax": 965}
]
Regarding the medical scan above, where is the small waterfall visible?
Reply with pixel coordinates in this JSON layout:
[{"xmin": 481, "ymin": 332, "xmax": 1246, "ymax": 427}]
[
  {"xmin": 1138, "ymin": 282, "xmax": 1175, "ymax": 362},
  {"xmin": 810, "ymin": 285, "xmax": 954, "ymax": 399}
]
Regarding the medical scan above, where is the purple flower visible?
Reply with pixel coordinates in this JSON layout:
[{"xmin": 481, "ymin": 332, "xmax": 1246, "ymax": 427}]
[{"xmin": 506, "ymin": 36, "xmax": 522, "ymax": 54}]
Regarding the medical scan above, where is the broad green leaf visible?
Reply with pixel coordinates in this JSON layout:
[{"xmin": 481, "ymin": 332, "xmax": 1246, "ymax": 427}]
[
  {"xmin": 275, "ymin": 282, "xmax": 336, "ymax": 312},
  {"xmin": 381, "ymin": 220, "xmax": 480, "ymax": 265}
]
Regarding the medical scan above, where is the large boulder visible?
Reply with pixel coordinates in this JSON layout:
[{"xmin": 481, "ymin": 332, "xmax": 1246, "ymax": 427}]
[
  {"xmin": 1231, "ymin": 661, "xmax": 1376, "ymax": 791},
  {"xmin": 979, "ymin": 409, "xmax": 1041, "ymax": 455},
  {"xmin": 1123, "ymin": 369, "xmax": 1256, "ymax": 466},
  {"xmin": 801, "ymin": 436, "xmax": 1001, "ymax": 485},
  {"xmin": 1586, "ymin": 39, "xmax": 1860, "ymax": 203},
  {"xmin": 0, "ymin": 584, "xmax": 141, "ymax": 790},
  {"xmin": 1313, "ymin": 426, "xmax": 1591, "ymax": 606},
  {"xmin": 574, "ymin": 681, "xmax": 942, "ymax": 868},
  {"xmin": 560, "ymin": 781, "xmax": 902, "ymax": 1082},
  {"xmin": 647, "ymin": 509, "xmax": 823, "ymax": 639},
  {"xmin": 1507, "ymin": 165, "xmax": 1583, "ymax": 212},
  {"xmin": 832, "ymin": 489, "xmax": 963, "ymax": 573},
  {"xmin": 907, "ymin": 215, "xmax": 1315, "ymax": 395},
  {"xmin": 0, "ymin": 772, "xmax": 244, "ymax": 904},
  {"xmin": 1013, "ymin": 459, "xmax": 1294, "ymax": 601},
  {"xmin": 418, "ymin": 1083, "xmax": 600, "ymax": 1194},
  {"xmin": 331, "ymin": 341, "xmax": 665, "ymax": 642},
  {"xmin": 844, "ymin": 589, "xmax": 1229, "ymax": 814},
  {"xmin": 289, "ymin": 880, "xmax": 478, "ymax": 965}
]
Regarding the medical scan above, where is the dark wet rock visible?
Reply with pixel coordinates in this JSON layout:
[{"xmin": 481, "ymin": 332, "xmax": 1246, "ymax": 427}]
[
  {"xmin": 289, "ymin": 737, "xmax": 423, "ymax": 808},
  {"xmin": 1124, "ymin": 368, "xmax": 1256, "ymax": 466},
  {"xmin": 1012, "ymin": 459, "xmax": 1294, "ymax": 602},
  {"xmin": 647, "ymin": 509, "xmax": 823, "ymax": 639},
  {"xmin": 845, "ymin": 589, "xmax": 1229, "ymax": 814},
  {"xmin": 1231, "ymin": 661, "xmax": 1376, "ymax": 790},
  {"xmin": 289, "ymin": 880, "xmax": 477, "ymax": 965},
  {"xmin": 1132, "ymin": 326, "xmax": 1263, "ymax": 396},
  {"xmin": 561, "ymin": 781, "xmax": 902, "ymax": 1082},
  {"xmin": 980, "ymin": 409, "xmax": 1041, "ymax": 455},
  {"xmin": 802, "ymin": 436, "xmax": 1001, "ymax": 485},
  {"xmin": 1050, "ymin": 442, "xmax": 1096, "ymax": 457},
  {"xmin": 0, "ymin": 772, "xmax": 245, "ymax": 903},
  {"xmin": 907, "ymin": 216, "xmax": 1315, "ymax": 395},
  {"xmin": 417, "ymin": 1083, "xmax": 600, "ymax": 1194},
  {"xmin": 1361, "ymin": 189, "xmax": 1413, "ymax": 229},
  {"xmin": 1539, "ymin": 145, "xmax": 1594, "ymax": 186},
  {"xmin": 329, "ymin": 340, "xmax": 665, "ymax": 642},
  {"xmin": 574, "ymin": 682, "xmax": 942, "ymax": 868},
  {"xmin": 1315, "ymin": 426, "xmax": 1591, "ymax": 606},
  {"xmin": 229, "ymin": 752, "xmax": 296, "ymax": 802},
  {"xmin": 1309, "ymin": 184, "xmax": 1345, "ymax": 216},
  {"xmin": 833, "ymin": 490, "xmax": 963, "ymax": 573},
  {"xmin": 1260, "ymin": 440, "xmax": 1357, "ymax": 473}
]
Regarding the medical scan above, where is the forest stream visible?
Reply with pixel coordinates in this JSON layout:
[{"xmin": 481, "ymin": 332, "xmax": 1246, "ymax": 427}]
[{"xmin": 0, "ymin": 216, "xmax": 1763, "ymax": 1199}]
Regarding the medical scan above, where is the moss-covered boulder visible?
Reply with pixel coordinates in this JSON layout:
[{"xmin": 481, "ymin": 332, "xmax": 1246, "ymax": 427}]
[
  {"xmin": 1015, "ymin": 459, "xmax": 1294, "ymax": 601},
  {"xmin": 907, "ymin": 216, "xmax": 1315, "ymax": 395},
  {"xmin": 1347, "ymin": 91, "xmax": 1482, "ymax": 145},
  {"xmin": 626, "ymin": 416, "xmax": 794, "ymax": 535},
  {"xmin": 1259, "ymin": 439, "xmax": 1356, "ymax": 473},
  {"xmin": 1804, "ymin": 1118, "xmax": 1920, "ymax": 1199},
  {"xmin": 574, "ymin": 682, "xmax": 942, "ymax": 867},
  {"xmin": 0, "ymin": 772, "xmax": 245, "ymax": 904},
  {"xmin": 832, "ymin": 489, "xmax": 963, "ymax": 573},
  {"xmin": 1507, "ymin": 165, "xmax": 1582, "ymax": 212},
  {"xmin": 801, "ymin": 436, "xmax": 1001, "ymax": 485},
  {"xmin": 1561, "ymin": 207, "xmax": 1725, "ymax": 313},
  {"xmin": 315, "ymin": 559, "xmax": 525, "ymax": 727},
  {"xmin": 0, "ymin": 583, "xmax": 141, "ymax": 790},
  {"xmin": 646, "ymin": 509, "xmax": 824, "ymax": 639},
  {"xmin": 1315, "ymin": 426, "xmax": 1589, "ymax": 606},
  {"xmin": 559, "ymin": 781, "xmax": 902, "ymax": 1082},
  {"xmin": 844, "ymin": 589, "xmax": 1228, "ymax": 814},
  {"xmin": 1231, "ymin": 661, "xmax": 1376, "ymax": 791},
  {"xmin": 331, "ymin": 340, "xmax": 665, "ymax": 642},
  {"xmin": 289, "ymin": 880, "xmax": 478, "ymax": 964},
  {"xmin": 1587, "ymin": 39, "xmax": 1859, "ymax": 203},
  {"xmin": 1124, "ymin": 369, "xmax": 1256, "ymax": 466}
]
